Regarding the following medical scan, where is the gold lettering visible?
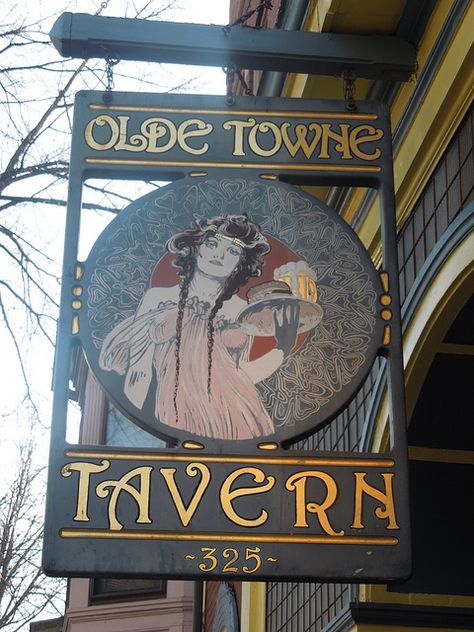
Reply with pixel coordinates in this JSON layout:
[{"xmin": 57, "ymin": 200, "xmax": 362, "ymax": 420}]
[
  {"xmin": 95, "ymin": 466, "xmax": 153, "ymax": 531},
  {"xmin": 286, "ymin": 471, "xmax": 344, "ymax": 536},
  {"xmin": 222, "ymin": 548, "xmax": 239, "ymax": 573},
  {"xmin": 349, "ymin": 125, "xmax": 383, "ymax": 161},
  {"xmin": 139, "ymin": 117, "xmax": 177, "ymax": 153},
  {"xmin": 319, "ymin": 123, "xmax": 351, "ymax": 159},
  {"xmin": 114, "ymin": 116, "xmax": 147, "ymax": 152},
  {"xmin": 84, "ymin": 114, "xmax": 385, "ymax": 164},
  {"xmin": 160, "ymin": 462, "xmax": 211, "ymax": 527},
  {"xmin": 84, "ymin": 116, "xmax": 119, "ymax": 151},
  {"xmin": 248, "ymin": 121, "xmax": 282, "ymax": 157},
  {"xmin": 242, "ymin": 546, "xmax": 262, "ymax": 574},
  {"xmin": 281, "ymin": 122, "xmax": 323, "ymax": 159},
  {"xmin": 352, "ymin": 472, "xmax": 399, "ymax": 529},
  {"xmin": 220, "ymin": 467, "xmax": 275, "ymax": 527},
  {"xmin": 223, "ymin": 118, "xmax": 255, "ymax": 156},
  {"xmin": 199, "ymin": 547, "xmax": 218, "ymax": 572},
  {"xmin": 61, "ymin": 460, "xmax": 110, "ymax": 521},
  {"xmin": 178, "ymin": 119, "xmax": 213, "ymax": 155}
]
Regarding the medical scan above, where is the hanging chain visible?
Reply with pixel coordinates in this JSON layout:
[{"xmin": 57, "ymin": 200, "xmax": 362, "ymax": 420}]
[
  {"xmin": 223, "ymin": 0, "xmax": 274, "ymax": 33},
  {"xmin": 342, "ymin": 71, "xmax": 357, "ymax": 112},
  {"xmin": 225, "ymin": 64, "xmax": 236, "ymax": 99},
  {"xmin": 222, "ymin": 1, "xmax": 274, "ymax": 99},
  {"xmin": 105, "ymin": 57, "xmax": 119, "ymax": 92},
  {"xmin": 223, "ymin": 64, "xmax": 252, "ymax": 101},
  {"xmin": 102, "ymin": 56, "xmax": 119, "ymax": 103},
  {"xmin": 236, "ymin": 69, "xmax": 252, "ymax": 95},
  {"xmin": 96, "ymin": 0, "xmax": 116, "ymax": 102}
]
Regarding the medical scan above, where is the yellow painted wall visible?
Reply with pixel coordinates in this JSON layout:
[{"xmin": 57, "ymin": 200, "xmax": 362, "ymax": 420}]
[{"xmin": 282, "ymin": 0, "xmax": 474, "ymax": 626}]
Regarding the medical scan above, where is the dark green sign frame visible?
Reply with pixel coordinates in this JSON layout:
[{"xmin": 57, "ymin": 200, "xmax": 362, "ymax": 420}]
[{"xmin": 43, "ymin": 91, "xmax": 410, "ymax": 582}]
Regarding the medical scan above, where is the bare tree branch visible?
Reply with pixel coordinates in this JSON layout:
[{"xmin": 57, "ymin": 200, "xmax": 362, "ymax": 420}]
[
  {"xmin": 0, "ymin": 437, "xmax": 63, "ymax": 630},
  {"xmin": 0, "ymin": 1, "xmax": 208, "ymax": 625}
]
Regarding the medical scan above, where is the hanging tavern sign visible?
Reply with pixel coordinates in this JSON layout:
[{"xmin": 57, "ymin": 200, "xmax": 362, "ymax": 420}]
[{"xmin": 43, "ymin": 92, "xmax": 410, "ymax": 582}]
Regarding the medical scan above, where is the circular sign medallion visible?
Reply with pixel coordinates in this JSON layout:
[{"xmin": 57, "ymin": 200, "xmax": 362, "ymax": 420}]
[{"xmin": 81, "ymin": 175, "xmax": 383, "ymax": 446}]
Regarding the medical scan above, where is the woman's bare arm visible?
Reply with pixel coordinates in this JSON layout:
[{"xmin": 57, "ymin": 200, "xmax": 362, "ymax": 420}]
[
  {"xmin": 239, "ymin": 348, "xmax": 285, "ymax": 383},
  {"xmin": 123, "ymin": 286, "xmax": 178, "ymax": 408}
]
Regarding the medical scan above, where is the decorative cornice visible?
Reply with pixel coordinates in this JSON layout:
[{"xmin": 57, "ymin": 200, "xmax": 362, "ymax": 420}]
[
  {"xmin": 64, "ymin": 596, "xmax": 193, "ymax": 628},
  {"xmin": 351, "ymin": 0, "xmax": 470, "ymax": 232}
]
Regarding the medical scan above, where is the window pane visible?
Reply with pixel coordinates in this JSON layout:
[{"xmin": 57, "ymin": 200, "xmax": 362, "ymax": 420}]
[{"xmin": 106, "ymin": 401, "xmax": 166, "ymax": 449}]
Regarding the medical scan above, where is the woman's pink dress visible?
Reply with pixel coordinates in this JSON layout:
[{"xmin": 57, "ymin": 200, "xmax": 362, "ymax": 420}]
[{"xmin": 99, "ymin": 297, "xmax": 274, "ymax": 440}]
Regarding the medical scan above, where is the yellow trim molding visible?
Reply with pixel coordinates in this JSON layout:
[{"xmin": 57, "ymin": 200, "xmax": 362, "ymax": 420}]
[
  {"xmin": 408, "ymin": 446, "xmax": 474, "ymax": 465},
  {"xmin": 240, "ymin": 582, "xmax": 266, "ymax": 632},
  {"xmin": 357, "ymin": 625, "xmax": 474, "ymax": 632},
  {"xmin": 360, "ymin": 582, "xmax": 474, "ymax": 610},
  {"xmin": 358, "ymin": 1, "xmax": 474, "ymax": 253},
  {"xmin": 370, "ymin": 229, "xmax": 474, "ymax": 452},
  {"xmin": 403, "ymin": 233, "xmax": 474, "ymax": 421}
]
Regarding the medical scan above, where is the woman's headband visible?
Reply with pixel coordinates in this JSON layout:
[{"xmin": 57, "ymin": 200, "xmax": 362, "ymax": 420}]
[{"xmin": 208, "ymin": 225, "xmax": 246, "ymax": 249}]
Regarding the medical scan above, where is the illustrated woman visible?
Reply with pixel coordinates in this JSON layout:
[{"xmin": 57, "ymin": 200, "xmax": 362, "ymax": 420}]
[{"xmin": 99, "ymin": 215, "xmax": 299, "ymax": 440}]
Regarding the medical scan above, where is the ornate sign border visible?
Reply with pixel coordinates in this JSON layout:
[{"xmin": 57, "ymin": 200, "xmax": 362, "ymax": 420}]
[{"xmin": 79, "ymin": 176, "xmax": 383, "ymax": 446}]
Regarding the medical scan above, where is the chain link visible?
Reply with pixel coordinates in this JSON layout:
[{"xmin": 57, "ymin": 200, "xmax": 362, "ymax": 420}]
[
  {"xmin": 95, "ymin": 0, "xmax": 110, "ymax": 16},
  {"xmin": 223, "ymin": 65, "xmax": 236, "ymax": 104},
  {"xmin": 342, "ymin": 71, "xmax": 357, "ymax": 112},
  {"xmin": 236, "ymin": 69, "xmax": 252, "ymax": 96},
  {"xmin": 223, "ymin": 64, "xmax": 253, "ymax": 99},
  {"xmin": 223, "ymin": 0, "xmax": 273, "ymax": 32},
  {"xmin": 105, "ymin": 57, "xmax": 119, "ymax": 92},
  {"xmin": 222, "ymin": 1, "xmax": 274, "ymax": 98},
  {"xmin": 224, "ymin": 65, "xmax": 236, "ymax": 97}
]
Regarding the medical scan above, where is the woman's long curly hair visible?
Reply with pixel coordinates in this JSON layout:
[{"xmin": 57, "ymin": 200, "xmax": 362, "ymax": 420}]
[{"xmin": 166, "ymin": 215, "xmax": 270, "ymax": 423}]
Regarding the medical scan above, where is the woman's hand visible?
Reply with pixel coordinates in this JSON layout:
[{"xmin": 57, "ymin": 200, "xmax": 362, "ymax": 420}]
[
  {"xmin": 239, "ymin": 302, "xmax": 300, "ymax": 384},
  {"xmin": 273, "ymin": 302, "xmax": 300, "ymax": 357}
]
